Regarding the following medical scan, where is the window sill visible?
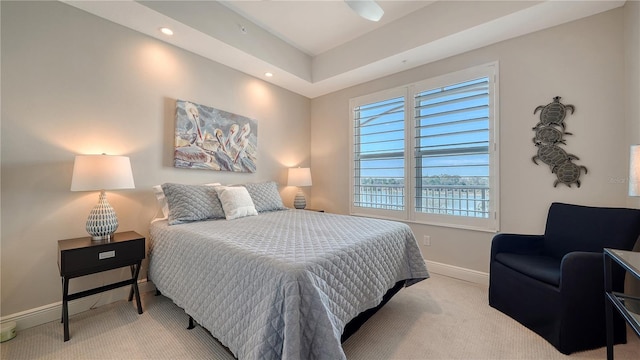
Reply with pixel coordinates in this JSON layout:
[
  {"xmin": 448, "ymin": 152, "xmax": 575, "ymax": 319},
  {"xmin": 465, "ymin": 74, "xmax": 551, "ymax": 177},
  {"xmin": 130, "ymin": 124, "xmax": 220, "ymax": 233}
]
[{"xmin": 350, "ymin": 211, "xmax": 499, "ymax": 233}]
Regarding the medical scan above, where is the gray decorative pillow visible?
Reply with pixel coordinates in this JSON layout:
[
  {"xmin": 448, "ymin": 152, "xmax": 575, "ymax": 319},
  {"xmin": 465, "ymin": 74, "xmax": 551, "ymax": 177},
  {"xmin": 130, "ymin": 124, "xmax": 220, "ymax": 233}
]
[
  {"xmin": 243, "ymin": 181, "xmax": 286, "ymax": 213},
  {"xmin": 161, "ymin": 183, "xmax": 225, "ymax": 225},
  {"xmin": 153, "ymin": 182, "xmax": 220, "ymax": 219}
]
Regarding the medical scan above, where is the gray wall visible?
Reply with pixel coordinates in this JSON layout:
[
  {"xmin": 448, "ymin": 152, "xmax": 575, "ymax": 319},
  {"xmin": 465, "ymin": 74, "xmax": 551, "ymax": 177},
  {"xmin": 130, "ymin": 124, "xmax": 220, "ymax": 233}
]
[
  {"xmin": 626, "ymin": 0, "xmax": 640, "ymax": 209},
  {"xmin": 310, "ymin": 6, "xmax": 638, "ymax": 274},
  {"xmin": 0, "ymin": 1, "xmax": 310, "ymax": 317}
]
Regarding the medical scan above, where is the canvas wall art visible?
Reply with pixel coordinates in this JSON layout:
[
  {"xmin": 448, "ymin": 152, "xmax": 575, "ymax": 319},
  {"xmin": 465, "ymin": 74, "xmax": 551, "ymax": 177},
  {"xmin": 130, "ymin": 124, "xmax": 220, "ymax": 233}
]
[{"xmin": 174, "ymin": 100, "xmax": 257, "ymax": 172}]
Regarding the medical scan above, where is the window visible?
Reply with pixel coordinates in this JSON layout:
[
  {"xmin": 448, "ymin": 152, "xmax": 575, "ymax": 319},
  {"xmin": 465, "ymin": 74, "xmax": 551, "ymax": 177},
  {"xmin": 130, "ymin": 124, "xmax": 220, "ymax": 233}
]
[
  {"xmin": 350, "ymin": 63, "xmax": 499, "ymax": 231},
  {"xmin": 352, "ymin": 90, "xmax": 406, "ymax": 212}
]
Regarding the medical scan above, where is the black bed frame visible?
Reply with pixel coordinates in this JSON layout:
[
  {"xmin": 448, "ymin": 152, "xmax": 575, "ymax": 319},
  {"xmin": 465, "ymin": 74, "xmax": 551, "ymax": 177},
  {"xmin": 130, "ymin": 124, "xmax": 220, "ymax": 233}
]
[
  {"xmin": 340, "ymin": 281, "xmax": 404, "ymax": 342},
  {"xmin": 156, "ymin": 280, "xmax": 404, "ymax": 345}
]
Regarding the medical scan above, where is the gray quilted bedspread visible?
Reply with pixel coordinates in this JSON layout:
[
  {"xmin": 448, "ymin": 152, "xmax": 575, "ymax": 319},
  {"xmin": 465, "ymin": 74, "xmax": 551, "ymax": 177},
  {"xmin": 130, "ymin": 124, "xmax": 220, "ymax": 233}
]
[{"xmin": 149, "ymin": 210, "xmax": 429, "ymax": 360}]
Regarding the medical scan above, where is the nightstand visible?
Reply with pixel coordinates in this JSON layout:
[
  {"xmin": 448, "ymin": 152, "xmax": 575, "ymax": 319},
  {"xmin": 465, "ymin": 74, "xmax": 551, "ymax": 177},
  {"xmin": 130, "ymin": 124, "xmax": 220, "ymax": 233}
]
[{"xmin": 58, "ymin": 231, "xmax": 145, "ymax": 341}]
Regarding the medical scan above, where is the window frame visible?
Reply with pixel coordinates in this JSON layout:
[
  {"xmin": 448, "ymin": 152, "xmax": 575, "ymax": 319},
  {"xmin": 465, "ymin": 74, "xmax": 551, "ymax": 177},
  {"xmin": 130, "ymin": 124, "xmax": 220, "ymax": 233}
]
[{"xmin": 349, "ymin": 62, "xmax": 500, "ymax": 232}]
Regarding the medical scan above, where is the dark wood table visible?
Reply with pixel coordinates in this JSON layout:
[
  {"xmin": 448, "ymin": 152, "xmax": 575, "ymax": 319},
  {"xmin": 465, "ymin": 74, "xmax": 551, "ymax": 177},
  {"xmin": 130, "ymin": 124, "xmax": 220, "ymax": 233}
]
[{"xmin": 58, "ymin": 231, "xmax": 145, "ymax": 341}]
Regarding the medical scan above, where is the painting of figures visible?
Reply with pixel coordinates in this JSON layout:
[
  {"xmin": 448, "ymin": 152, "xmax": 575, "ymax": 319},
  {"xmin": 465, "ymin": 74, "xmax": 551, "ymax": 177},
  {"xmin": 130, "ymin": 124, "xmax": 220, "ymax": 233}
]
[{"xmin": 174, "ymin": 100, "xmax": 257, "ymax": 172}]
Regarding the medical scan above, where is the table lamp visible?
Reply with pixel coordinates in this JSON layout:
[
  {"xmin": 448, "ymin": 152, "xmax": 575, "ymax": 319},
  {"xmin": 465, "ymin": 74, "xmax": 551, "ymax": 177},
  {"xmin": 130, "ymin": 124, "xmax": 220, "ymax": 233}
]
[
  {"xmin": 71, "ymin": 154, "xmax": 135, "ymax": 241},
  {"xmin": 287, "ymin": 167, "xmax": 312, "ymax": 209}
]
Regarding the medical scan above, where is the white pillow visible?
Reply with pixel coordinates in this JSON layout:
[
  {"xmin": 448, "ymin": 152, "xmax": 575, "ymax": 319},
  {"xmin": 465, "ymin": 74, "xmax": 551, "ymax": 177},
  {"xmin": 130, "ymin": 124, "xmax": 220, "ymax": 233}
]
[
  {"xmin": 152, "ymin": 185, "xmax": 169, "ymax": 219},
  {"xmin": 153, "ymin": 183, "xmax": 220, "ymax": 219},
  {"xmin": 215, "ymin": 186, "xmax": 258, "ymax": 220}
]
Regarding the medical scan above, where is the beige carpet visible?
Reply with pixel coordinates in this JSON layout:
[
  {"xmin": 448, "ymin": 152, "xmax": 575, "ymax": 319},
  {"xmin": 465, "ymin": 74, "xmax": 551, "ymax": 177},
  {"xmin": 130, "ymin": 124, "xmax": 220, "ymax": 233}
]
[{"xmin": 2, "ymin": 274, "xmax": 638, "ymax": 359}]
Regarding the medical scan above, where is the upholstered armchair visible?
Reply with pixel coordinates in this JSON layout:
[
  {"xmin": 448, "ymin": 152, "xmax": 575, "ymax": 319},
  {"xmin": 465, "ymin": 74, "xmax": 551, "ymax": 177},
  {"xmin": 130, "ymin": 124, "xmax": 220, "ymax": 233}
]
[{"xmin": 489, "ymin": 202, "xmax": 640, "ymax": 354}]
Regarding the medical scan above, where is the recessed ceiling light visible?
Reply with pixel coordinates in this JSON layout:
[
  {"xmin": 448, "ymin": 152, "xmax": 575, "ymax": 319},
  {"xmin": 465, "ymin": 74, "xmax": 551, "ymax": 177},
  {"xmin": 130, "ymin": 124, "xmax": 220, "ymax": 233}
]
[
  {"xmin": 160, "ymin": 27, "xmax": 174, "ymax": 36},
  {"xmin": 265, "ymin": 72, "xmax": 273, "ymax": 77}
]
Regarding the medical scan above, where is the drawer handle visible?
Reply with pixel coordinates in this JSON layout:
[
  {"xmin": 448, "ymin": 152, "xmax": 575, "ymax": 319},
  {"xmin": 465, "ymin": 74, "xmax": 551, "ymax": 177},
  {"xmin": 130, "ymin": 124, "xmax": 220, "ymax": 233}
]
[{"xmin": 98, "ymin": 250, "xmax": 116, "ymax": 260}]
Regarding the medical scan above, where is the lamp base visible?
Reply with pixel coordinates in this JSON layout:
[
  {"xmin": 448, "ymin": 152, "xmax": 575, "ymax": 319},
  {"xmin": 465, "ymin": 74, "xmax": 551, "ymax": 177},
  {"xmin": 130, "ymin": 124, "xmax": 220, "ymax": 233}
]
[
  {"xmin": 91, "ymin": 234, "xmax": 114, "ymax": 242},
  {"xmin": 293, "ymin": 189, "xmax": 307, "ymax": 209},
  {"xmin": 86, "ymin": 190, "xmax": 119, "ymax": 241}
]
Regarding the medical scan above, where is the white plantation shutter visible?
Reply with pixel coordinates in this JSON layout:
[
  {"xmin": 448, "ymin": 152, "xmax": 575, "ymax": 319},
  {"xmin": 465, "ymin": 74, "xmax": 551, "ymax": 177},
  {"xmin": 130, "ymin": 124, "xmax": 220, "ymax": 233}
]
[
  {"xmin": 414, "ymin": 77, "xmax": 491, "ymax": 218},
  {"xmin": 350, "ymin": 63, "xmax": 499, "ymax": 231},
  {"xmin": 352, "ymin": 94, "xmax": 406, "ymax": 211}
]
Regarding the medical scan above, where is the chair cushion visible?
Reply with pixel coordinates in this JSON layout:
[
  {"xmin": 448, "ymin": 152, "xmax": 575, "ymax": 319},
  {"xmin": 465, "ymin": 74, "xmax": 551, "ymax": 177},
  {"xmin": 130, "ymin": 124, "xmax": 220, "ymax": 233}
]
[{"xmin": 495, "ymin": 253, "xmax": 561, "ymax": 287}]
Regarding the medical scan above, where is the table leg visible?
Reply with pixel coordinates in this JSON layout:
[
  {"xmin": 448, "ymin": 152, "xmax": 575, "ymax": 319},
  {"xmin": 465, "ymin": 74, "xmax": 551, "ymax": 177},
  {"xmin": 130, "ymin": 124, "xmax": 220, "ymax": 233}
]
[
  {"xmin": 60, "ymin": 278, "xmax": 64, "ymax": 323},
  {"xmin": 604, "ymin": 253, "xmax": 614, "ymax": 360},
  {"xmin": 62, "ymin": 277, "xmax": 70, "ymax": 342},
  {"xmin": 131, "ymin": 261, "xmax": 143, "ymax": 314},
  {"xmin": 128, "ymin": 265, "xmax": 135, "ymax": 302}
]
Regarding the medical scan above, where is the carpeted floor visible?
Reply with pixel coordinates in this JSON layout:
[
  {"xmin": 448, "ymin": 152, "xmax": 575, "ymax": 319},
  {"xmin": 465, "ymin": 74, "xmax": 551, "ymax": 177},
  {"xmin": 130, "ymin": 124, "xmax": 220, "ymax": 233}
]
[{"xmin": 2, "ymin": 274, "xmax": 638, "ymax": 359}]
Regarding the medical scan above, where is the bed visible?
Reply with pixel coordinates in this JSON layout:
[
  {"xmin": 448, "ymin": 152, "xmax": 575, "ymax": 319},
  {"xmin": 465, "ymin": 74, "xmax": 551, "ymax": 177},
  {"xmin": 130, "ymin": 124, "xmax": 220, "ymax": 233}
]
[{"xmin": 149, "ymin": 182, "xmax": 429, "ymax": 360}]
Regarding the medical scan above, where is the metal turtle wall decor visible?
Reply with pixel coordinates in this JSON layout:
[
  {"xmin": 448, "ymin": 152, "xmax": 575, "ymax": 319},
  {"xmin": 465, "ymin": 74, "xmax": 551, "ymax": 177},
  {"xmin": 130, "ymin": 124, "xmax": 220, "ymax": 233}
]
[
  {"xmin": 533, "ymin": 96, "xmax": 575, "ymax": 130},
  {"xmin": 531, "ymin": 96, "xmax": 587, "ymax": 187}
]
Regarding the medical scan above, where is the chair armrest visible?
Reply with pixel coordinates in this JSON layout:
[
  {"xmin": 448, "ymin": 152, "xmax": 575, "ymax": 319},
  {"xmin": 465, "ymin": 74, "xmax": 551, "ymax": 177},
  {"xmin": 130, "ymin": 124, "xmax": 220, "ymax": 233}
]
[
  {"xmin": 561, "ymin": 251, "xmax": 630, "ymax": 297},
  {"xmin": 560, "ymin": 251, "xmax": 627, "ymax": 295},
  {"xmin": 558, "ymin": 251, "xmax": 612, "ymax": 340},
  {"xmin": 490, "ymin": 233, "xmax": 544, "ymax": 260}
]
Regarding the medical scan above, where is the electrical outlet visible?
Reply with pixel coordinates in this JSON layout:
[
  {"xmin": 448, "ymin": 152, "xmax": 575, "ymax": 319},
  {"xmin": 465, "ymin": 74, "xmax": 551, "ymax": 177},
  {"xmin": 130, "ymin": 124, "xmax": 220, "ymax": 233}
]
[{"xmin": 423, "ymin": 235, "xmax": 431, "ymax": 246}]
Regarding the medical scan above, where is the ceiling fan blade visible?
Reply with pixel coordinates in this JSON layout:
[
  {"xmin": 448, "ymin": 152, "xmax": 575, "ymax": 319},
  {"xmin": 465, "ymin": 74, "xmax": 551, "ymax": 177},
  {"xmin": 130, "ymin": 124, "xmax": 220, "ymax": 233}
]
[{"xmin": 345, "ymin": 0, "xmax": 384, "ymax": 22}]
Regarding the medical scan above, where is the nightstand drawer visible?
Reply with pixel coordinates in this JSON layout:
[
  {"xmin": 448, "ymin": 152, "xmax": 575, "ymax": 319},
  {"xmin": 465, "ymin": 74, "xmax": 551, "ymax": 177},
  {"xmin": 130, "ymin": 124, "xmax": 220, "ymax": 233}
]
[{"xmin": 58, "ymin": 233, "xmax": 145, "ymax": 278}]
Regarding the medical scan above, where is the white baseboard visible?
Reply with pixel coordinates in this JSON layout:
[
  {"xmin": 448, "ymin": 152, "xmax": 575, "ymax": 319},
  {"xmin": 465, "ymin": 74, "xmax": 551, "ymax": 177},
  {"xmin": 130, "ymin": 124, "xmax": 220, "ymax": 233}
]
[
  {"xmin": 2, "ymin": 263, "xmax": 487, "ymax": 332},
  {"xmin": 426, "ymin": 260, "xmax": 489, "ymax": 286},
  {"xmin": 0, "ymin": 279, "xmax": 155, "ymax": 331}
]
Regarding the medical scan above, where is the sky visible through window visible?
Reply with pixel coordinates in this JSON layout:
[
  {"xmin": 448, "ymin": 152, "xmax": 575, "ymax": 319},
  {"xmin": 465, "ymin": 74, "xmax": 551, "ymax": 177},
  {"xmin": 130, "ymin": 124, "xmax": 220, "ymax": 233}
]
[
  {"xmin": 356, "ymin": 96, "xmax": 404, "ymax": 183},
  {"xmin": 356, "ymin": 77, "xmax": 490, "ymax": 185}
]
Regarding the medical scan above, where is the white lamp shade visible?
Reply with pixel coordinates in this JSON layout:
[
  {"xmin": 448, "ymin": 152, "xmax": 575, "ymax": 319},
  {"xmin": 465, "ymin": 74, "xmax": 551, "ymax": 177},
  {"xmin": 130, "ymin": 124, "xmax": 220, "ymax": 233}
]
[
  {"xmin": 71, "ymin": 155, "xmax": 135, "ymax": 191},
  {"xmin": 287, "ymin": 167, "xmax": 312, "ymax": 187},
  {"xmin": 630, "ymin": 145, "xmax": 640, "ymax": 197}
]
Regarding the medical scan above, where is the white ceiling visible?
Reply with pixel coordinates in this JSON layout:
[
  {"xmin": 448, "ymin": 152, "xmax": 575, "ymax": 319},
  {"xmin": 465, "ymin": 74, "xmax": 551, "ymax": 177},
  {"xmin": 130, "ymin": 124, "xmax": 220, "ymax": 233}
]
[
  {"xmin": 64, "ymin": 0, "xmax": 625, "ymax": 98},
  {"xmin": 220, "ymin": 0, "xmax": 435, "ymax": 56}
]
